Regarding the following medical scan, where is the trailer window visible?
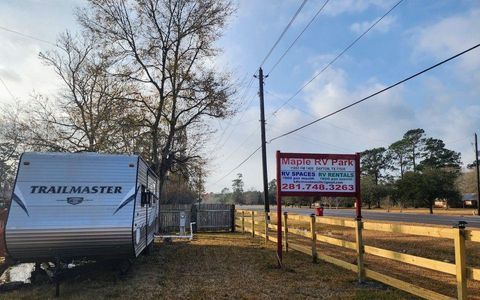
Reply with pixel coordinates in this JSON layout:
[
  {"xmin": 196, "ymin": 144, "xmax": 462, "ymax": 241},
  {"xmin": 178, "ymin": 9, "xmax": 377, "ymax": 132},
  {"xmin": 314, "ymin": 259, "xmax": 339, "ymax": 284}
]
[{"xmin": 141, "ymin": 185, "xmax": 147, "ymax": 207}]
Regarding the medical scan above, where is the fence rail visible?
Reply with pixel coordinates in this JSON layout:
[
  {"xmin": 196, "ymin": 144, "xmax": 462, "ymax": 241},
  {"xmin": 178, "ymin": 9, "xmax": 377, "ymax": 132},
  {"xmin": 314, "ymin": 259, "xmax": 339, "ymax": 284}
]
[{"xmin": 235, "ymin": 209, "xmax": 480, "ymax": 300}]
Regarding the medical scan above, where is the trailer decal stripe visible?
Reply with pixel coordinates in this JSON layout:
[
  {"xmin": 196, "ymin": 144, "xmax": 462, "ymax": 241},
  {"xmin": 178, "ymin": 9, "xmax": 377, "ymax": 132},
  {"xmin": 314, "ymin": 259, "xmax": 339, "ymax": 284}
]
[
  {"xmin": 12, "ymin": 192, "xmax": 29, "ymax": 216},
  {"xmin": 113, "ymin": 186, "xmax": 138, "ymax": 215}
]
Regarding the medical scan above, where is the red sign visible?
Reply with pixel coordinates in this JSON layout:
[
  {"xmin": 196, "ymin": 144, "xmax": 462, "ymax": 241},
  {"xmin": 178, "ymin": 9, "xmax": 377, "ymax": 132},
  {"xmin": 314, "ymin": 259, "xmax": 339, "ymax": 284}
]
[
  {"xmin": 274, "ymin": 151, "xmax": 362, "ymax": 266},
  {"xmin": 278, "ymin": 153, "xmax": 359, "ymax": 197}
]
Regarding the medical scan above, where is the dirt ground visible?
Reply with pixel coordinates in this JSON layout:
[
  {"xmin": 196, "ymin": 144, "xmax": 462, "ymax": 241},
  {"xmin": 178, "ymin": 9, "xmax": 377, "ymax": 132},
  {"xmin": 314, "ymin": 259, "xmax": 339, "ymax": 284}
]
[{"xmin": 0, "ymin": 233, "xmax": 412, "ymax": 300}]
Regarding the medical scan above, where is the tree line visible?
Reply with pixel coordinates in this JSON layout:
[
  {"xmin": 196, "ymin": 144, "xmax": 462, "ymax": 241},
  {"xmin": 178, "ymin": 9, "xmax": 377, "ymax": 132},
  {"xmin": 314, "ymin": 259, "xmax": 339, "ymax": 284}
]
[
  {"xmin": 360, "ymin": 128, "xmax": 463, "ymax": 213},
  {"xmin": 208, "ymin": 129, "xmax": 472, "ymax": 214},
  {"xmin": 0, "ymin": 0, "xmax": 236, "ymax": 205}
]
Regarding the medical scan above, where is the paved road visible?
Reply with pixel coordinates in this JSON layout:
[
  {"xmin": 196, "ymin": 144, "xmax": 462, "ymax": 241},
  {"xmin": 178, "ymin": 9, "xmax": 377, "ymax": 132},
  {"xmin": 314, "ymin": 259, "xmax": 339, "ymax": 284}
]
[{"xmin": 239, "ymin": 205, "xmax": 480, "ymax": 228}]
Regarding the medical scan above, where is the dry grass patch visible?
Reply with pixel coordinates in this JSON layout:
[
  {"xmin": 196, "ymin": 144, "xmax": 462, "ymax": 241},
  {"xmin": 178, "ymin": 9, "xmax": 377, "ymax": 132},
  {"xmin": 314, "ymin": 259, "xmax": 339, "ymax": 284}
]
[
  {"xmin": 0, "ymin": 233, "xmax": 411, "ymax": 299},
  {"xmin": 261, "ymin": 216, "xmax": 480, "ymax": 299}
]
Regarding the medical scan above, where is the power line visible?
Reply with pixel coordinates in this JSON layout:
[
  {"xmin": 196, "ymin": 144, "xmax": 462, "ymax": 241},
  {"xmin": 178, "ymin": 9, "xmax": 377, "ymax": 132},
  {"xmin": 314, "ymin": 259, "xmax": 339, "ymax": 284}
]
[
  {"xmin": 209, "ymin": 145, "xmax": 262, "ymax": 187},
  {"xmin": 267, "ymin": 0, "xmax": 331, "ymax": 76},
  {"xmin": 259, "ymin": 0, "xmax": 309, "ymax": 68},
  {"xmin": 214, "ymin": 77, "xmax": 255, "ymax": 148},
  {"xmin": 211, "ymin": 42, "xmax": 480, "ymax": 185},
  {"xmin": 271, "ymin": 0, "xmax": 405, "ymax": 115},
  {"xmin": 214, "ymin": 0, "xmax": 310, "ymax": 152},
  {"xmin": 0, "ymin": 25, "xmax": 56, "ymax": 47},
  {"xmin": 273, "ymin": 102, "xmax": 390, "ymax": 144},
  {"xmin": 0, "ymin": 76, "xmax": 16, "ymax": 99},
  {"xmin": 269, "ymin": 43, "xmax": 480, "ymax": 143}
]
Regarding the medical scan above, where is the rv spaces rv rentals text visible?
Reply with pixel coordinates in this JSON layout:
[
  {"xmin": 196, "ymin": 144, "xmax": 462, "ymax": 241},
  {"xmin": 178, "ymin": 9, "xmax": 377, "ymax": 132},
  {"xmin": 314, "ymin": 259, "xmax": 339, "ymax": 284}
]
[{"xmin": 4, "ymin": 152, "xmax": 159, "ymax": 262}]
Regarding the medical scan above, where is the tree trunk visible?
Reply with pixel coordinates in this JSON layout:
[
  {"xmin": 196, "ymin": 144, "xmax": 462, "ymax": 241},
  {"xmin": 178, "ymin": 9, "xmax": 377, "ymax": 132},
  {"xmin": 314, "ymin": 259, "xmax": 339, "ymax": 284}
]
[{"xmin": 429, "ymin": 205, "xmax": 433, "ymax": 214}]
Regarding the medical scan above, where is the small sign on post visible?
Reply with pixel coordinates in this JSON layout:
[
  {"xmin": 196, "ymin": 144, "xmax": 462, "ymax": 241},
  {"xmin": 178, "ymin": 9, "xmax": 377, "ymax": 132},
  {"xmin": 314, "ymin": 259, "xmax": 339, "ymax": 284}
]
[{"xmin": 276, "ymin": 151, "xmax": 362, "ymax": 267}]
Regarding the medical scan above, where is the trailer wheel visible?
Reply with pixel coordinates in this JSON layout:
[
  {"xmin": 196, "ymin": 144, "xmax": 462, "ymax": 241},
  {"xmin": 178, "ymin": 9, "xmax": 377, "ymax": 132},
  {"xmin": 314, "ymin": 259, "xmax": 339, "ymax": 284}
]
[
  {"xmin": 30, "ymin": 262, "xmax": 49, "ymax": 284},
  {"xmin": 142, "ymin": 242, "xmax": 153, "ymax": 255},
  {"xmin": 118, "ymin": 259, "xmax": 132, "ymax": 275}
]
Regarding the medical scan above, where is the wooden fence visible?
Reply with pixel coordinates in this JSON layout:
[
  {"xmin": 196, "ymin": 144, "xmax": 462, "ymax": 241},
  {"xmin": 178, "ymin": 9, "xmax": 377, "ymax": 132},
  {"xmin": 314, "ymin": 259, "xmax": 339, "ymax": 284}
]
[
  {"xmin": 235, "ymin": 209, "xmax": 480, "ymax": 300},
  {"xmin": 158, "ymin": 204, "xmax": 193, "ymax": 233},
  {"xmin": 194, "ymin": 204, "xmax": 235, "ymax": 232},
  {"xmin": 159, "ymin": 204, "xmax": 234, "ymax": 233}
]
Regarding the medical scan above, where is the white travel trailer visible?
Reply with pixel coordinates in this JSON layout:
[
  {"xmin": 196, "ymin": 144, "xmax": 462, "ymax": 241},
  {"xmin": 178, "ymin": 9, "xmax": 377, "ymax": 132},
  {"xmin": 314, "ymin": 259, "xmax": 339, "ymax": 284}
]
[{"xmin": 4, "ymin": 152, "xmax": 159, "ymax": 262}]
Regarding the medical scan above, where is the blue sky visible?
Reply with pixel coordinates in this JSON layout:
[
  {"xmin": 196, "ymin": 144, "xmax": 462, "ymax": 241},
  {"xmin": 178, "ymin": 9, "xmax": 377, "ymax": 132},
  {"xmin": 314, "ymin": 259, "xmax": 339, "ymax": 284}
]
[
  {"xmin": 0, "ymin": 1, "xmax": 479, "ymax": 192},
  {"xmin": 206, "ymin": 0, "xmax": 480, "ymax": 192}
]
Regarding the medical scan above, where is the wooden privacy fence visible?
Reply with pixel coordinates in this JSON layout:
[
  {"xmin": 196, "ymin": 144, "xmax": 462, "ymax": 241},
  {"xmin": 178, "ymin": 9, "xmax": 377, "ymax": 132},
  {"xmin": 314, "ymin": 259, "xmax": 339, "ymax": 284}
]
[
  {"xmin": 159, "ymin": 204, "xmax": 235, "ymax": 233},
  {"xmin": 158, "ymin": 204, "xmax": 193, "ymax": 233},
  {"xmin": 235, "ymin": 209, "xmax": 480, "ymax": 300},
  {"xmin": 194, "ymin": 204, "xmax": 235, "ymax": 232}
]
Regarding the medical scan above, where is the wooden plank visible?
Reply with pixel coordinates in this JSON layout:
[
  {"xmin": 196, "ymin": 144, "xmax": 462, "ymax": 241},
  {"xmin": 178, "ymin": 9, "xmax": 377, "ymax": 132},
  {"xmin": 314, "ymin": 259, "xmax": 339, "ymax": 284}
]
[
  {"xmin": 288, "ymin": 227, "xmax": 312, "ymax": 238},
  {"xmin": 268, "ymin": 235, "xmax": 278, "ymax": 243},
  {"xmin": 465, "ymin": 229, "xmax": 480, "ymax": 242},
  {"xmin": 315, "ymin": 217, "xmax": 356, "ymax": 228},
  {"xmin": 287, "ymin": 214, "xmax": 310, "ymax": 222},
  {"xmin": 364, "ymin": 245, "xmax": 456, "ymax": 275},
  {"xmin": 289, "ymin": 242, "xmax": 311, "ymax": 255},
  {"xmin": 467, "ymin": 267, "xmax": 480, "ymax": 281},
  {"xmin": 317, "ymin": 235, "xmax": 356, "ymax": 250},
  {"xmin": 290, "ymin": 241, "xmax": 357, "ymax": 273},
  {"xmin": 363, "ymin": 222, "xmax": 454, "ymax": 239},
  {"xmin": 158, "ymin": 204, "xmax": 192, "ymax": 233},
  {"xmin": 253, "ymin": 220, "xmax": 264, "ymax": 226},
  {"xmin": 317, "ymin": 252, "xmax": 358, "ymax": 273},
  {"xmin": 268, "ymin": 223, "xmax": 278, "ymax": 230},
  {"xmin": 364, "ymin": 268, "xmax": 454, "ymax": 300}
]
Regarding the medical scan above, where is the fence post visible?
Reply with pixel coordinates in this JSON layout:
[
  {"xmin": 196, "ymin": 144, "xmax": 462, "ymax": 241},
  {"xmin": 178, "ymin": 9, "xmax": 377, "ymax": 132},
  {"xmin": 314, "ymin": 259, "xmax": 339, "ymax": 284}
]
[
  {"xmin": 310, "ymin": 214, "xmax": 317, "ymax": 263},
  {"xmin": 241, "ymin": 211, "xmax": 245, "ymax": 234},
  {"xmin": 355, "ymin": 219, "xmax": 365, "ymax": 283},
  {"xmin": 231, "ymin": 204, "xmax": 235, "ymax": 232},
  {"xmin": 251, "ymin": 211, "xmax": 255, "ymax": 238},
  {"xmin": 283, "ymin": 212, "xmax": 288, "ymax": 252},
  {"xmin": 265, "ymin": 211, "xmax": 269, "ymax": 243},
  {"xmin": 454, "ymin": 222, "xmax": 467, "ymax": 300}
]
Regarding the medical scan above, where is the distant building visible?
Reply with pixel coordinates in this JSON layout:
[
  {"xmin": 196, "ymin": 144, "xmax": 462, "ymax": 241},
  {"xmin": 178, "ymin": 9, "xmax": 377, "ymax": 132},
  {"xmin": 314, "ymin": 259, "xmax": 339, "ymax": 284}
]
[
  {"xmin": 462, "ymin": 193, "xmax": 478, "ymax": 207},
  {"xmin": 434, "ymin": 199, "xmax": 448, "ymax": 208}
]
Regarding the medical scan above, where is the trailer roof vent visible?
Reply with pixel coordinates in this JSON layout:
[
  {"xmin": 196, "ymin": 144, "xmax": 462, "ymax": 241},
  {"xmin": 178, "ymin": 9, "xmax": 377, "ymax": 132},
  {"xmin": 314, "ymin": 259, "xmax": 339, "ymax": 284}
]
[
  {"xmin": 129, "ymin": 163, "xmax": 135, "ymax": 167},
  {"xmin": 23, "ymin": 161, "xmax": 30, "ymax": 165}
]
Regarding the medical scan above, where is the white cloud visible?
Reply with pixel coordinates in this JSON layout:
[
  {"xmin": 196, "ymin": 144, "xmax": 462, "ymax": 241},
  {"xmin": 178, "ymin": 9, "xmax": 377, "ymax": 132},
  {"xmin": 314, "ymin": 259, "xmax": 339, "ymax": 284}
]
[
  {"xmin": 411, "ymin": 9, "xmax": 480, "ymax": 71},
  {"xmin": 350, "ymin": 15, "xmax": 396, "ymax": 34},
  {"xmin": 324, "ymin": 0, "xmax": 395, "ymax": 16},
  {"xmin": 0, "ymin": 1, "xmax": 83, "ymax": 106}
]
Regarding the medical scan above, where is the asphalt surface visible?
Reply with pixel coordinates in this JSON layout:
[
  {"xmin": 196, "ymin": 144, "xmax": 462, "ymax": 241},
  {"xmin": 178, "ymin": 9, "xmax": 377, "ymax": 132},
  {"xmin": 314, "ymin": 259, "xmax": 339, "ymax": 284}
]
[{"xmin": 239, "ymin": 205, "xmax": 480, "ymax": 228}]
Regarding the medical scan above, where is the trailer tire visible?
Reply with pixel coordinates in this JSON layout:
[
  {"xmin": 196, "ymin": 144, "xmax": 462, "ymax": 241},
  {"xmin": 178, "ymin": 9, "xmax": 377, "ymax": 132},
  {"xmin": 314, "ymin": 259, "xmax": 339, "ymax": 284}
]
[
  {"xmin": 118, "ymin": 259, "xmax": 132, "ymax": 276},
  {"xmin": 142, "ymin": 241, "xmax": 153, "ymax": 255}
]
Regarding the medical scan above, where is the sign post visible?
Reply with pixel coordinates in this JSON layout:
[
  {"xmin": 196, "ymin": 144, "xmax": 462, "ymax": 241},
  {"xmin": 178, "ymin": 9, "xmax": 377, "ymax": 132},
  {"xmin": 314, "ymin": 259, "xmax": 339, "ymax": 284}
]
[{"xmin": 276, "ymin": 151, "xmax": 361, "ymax": 265}]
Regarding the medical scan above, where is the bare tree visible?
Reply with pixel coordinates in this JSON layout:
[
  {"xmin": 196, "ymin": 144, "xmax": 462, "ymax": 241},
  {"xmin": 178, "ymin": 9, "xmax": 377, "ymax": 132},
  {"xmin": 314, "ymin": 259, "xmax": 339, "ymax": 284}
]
[
  {"xmin": 6, "ymin": 32, "xmax": 138, "ymax": 154},
  {"xmin": 77, "ymin": 0, "xmax": 235, "ymax": 196},
  {"xmin": 0, "ymin": 113, "xmax": 20, "ymax": 203},
  {"xmin": 27, "ymin": 32, "xmax": 139, "ymax": 152}
]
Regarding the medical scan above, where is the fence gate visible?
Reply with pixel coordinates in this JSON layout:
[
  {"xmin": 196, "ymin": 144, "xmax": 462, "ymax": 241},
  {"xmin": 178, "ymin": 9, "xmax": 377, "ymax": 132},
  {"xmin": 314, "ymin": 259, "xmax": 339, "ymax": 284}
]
[
  {"xmin": 194, "ymin": 204, "xmax": 235, "ymax": 232},
  {"xmin": 158, "ymin": 204, "xmax": 193, "ymax": 233},
  {"xmin": 158, "ymin": 204, "xmax": 234, "ymax": 233}
]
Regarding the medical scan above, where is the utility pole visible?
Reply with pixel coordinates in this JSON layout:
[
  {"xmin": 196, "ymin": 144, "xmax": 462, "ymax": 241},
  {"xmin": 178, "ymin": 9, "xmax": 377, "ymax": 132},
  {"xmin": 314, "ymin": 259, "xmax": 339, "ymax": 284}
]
[
  {"xmin": 256, "ymin": 68, "xmax": 270, "ymax": 221},
  {"xmin": 475, "ymin": 133, "xmax": 480, "ymax": 216}
]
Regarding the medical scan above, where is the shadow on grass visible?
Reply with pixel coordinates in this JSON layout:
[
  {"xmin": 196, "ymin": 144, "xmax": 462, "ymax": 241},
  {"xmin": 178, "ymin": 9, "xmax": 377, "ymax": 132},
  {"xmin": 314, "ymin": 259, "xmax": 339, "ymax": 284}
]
[{"xmin": 0, "ymin": 233, "xmax": 414, "ymax": 300}]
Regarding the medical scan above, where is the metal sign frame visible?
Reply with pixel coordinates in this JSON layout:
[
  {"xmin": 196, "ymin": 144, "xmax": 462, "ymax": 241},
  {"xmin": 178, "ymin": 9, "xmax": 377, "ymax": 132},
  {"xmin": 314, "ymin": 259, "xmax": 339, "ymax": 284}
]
[{"xmin": 275, "ymin": 151, "xmax": 362, "ymax": 265}]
